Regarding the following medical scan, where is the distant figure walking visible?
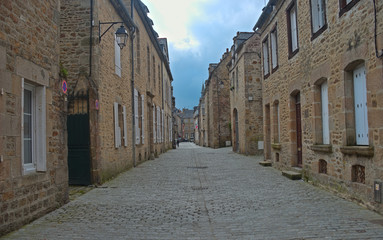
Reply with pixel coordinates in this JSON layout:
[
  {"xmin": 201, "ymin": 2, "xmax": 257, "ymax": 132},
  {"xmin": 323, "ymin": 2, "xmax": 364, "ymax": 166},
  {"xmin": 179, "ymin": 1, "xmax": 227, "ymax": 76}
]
[{"xmin": 177, "ymin": 139, "xmax": 179, "ymax": 147}]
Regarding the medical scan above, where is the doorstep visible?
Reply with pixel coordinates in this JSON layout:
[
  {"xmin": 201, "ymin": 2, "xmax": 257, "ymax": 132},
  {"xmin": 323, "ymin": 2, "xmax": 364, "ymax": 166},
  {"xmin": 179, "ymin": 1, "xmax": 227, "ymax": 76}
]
[{"xmin": 282, "ymin": 170, "xmax": 302, "ymax": 180}]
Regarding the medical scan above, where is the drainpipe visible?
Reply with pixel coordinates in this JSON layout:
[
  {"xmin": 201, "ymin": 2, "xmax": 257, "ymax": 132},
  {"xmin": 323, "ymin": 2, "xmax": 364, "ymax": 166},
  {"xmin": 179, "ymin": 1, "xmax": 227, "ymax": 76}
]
[
  {"xmin": 131, "ymin": 0, "xmax": 136, "ymax": 167},
  {"xmin": 89, "ymin": 0, "xmax": 93, "ymax": 77}
]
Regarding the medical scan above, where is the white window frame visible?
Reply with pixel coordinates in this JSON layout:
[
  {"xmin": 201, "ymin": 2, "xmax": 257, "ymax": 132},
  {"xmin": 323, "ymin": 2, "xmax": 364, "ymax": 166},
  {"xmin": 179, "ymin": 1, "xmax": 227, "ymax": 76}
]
[
  {"xmin": 134, "ymin": 89, "xmax": 140, "ymax": 145},
  {"xmin": 353, "ymin": 64, "xmax": 369, "ymax": 145},
  {"xmin": 321, "ymin": 81, "xmax": 330, "ymax": 144},
  {"xmin": 262, "ymin": 38, "xmax": 269, "ymax": 76},
  {"xmin": 311, "ymin": 0, "xmax": 325, "ymax": 33},
  {"xmin": 290, "ymin": 6, "xmax": 298, "ymax": 52},
  {"xmin": 115, "ymin": 35, "xmax": 121, "ymax": 77},
  {"xmin": 141, "ymin": 94, "xmax": 145, "ymax": 144},
  {"xmin": 114, "ymin": 102, "xmax": 122, "ymax": 148},
  {"xmin": 22, "ymin": 79, "xmax": 46, "ymax": 174},
  {"xmin": 270, "ymin": 29, "xmax": 278, "ymax": 70},
  {"xmin": 153, "ymin": 104, "xmax": 156, "ymax": 144}
]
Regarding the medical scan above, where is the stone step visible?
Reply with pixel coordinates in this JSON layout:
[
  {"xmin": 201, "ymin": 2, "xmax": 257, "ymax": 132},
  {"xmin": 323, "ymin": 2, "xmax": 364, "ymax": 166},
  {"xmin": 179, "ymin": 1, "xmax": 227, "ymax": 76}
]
[
  {"xmin": 282, "ymin": 170, "xmax": 302, "ymax": 180},
  {"xmin": 259, "ymin": 161, "xmax": 272, "ymax": 167}
]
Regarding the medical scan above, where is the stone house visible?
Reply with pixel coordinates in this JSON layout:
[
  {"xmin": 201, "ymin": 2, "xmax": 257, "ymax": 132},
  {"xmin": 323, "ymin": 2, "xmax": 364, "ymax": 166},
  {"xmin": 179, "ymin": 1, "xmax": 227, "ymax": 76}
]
[
  {"xmin": 193, "ymin": 106, "xmax": 199, "ymax": 145},
  {"xmin": 202, "ymin": 52, "xmax": 232, "ymax": 148},
  {"xmin": 178, "ymin": 108, "xmax": 194, "ymax": 141},
  {"xmin": 228, "ymin": 32, "xmax": 264, "ymax": 155},
  {"xmin": 60, "ymin": 0, "xmax": 173, "ymax": 185},
  {"xmin": 198, "ymin": 87, "xmax": 207, "ymax": 146},
  {"xmin": 255, "ymin": 0, "xmax": 383, "ymax": 212},
  {"xmin": 0, "ymin": 0, "xmax": 68, "ymax": 235}
]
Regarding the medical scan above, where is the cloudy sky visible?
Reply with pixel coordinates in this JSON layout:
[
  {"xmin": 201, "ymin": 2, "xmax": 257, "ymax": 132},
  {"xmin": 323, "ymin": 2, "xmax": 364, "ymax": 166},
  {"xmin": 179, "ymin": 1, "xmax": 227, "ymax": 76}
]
[{"xmin": 141, "ymin": 0, "xmax": 265, "ymax": 109}]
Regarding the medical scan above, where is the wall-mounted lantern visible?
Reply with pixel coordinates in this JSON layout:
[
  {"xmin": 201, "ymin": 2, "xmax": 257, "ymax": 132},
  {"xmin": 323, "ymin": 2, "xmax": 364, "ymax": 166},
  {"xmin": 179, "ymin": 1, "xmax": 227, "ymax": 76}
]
[{"xmin": 99, "ymin": 21, "xmax": 128, "ymax": 49}]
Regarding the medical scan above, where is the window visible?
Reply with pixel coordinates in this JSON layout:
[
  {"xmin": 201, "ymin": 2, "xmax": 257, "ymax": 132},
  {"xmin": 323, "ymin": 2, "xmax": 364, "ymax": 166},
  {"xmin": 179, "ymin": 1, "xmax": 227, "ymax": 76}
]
[
  {"xmin": 235, "ymin": 66, "xmax": 239, "ymax": 92},
  {"xmin": 115, "ymin": 35, "xmax": 121, "ymax": 77},
  {"xmin": 353, "ymin": 64, "xmax": 368, "ymax": 145},
  {"xmin": 310, "ymin": 0, "xmax": 327, "ymax": 39},
  {"xmin": 114, "ymin": 102, "xmax": 127, "ymax": 148},
  {"xmin": 321, "ymin": 81, "xmax": 330, "ymax": 144},
  {"xmin": 273, "ymin": 101, "xmax": 280, "ymax": 143},
  {"xmin": 147, "ymin": 47, "xmax": 150, "ymax": 84},
  {"xmin": 153, "ymin": 104, "xmax": 156, "ymax": 143},
  {"xmin": 134, "ymin": 89, "xmax": 140, "ymax": 145},
  {"xmin": 270, "ymin": 27, "xmax": 278, "ymax": 71},
  {"xmin": 339, "ymin": 0, "xmax": 360, "ymax": 17},
  {"xmin": 141, "ymin": 94, "xmax": 145, "ymax": 144},
  {"xmin": 262, "ymin": 37, "xmax": 270, "ymax": 77},
  {"xmin": 352, "ymin": 164, "xmax": 365, "ymax": 184},
  {"xmin": 319, "ymin": 159, "xmax": 327, "ymax": 174},
  {"xmin": 22, "ymin": 81, "xmax": 46, "ymax": 174},
  {"xmin": 185, "ymin": 133, "xmax": 188, "ymax": 139},
  {"xmin": 287, "ymin": 1, "xmax": 299, "ymax": 58}
]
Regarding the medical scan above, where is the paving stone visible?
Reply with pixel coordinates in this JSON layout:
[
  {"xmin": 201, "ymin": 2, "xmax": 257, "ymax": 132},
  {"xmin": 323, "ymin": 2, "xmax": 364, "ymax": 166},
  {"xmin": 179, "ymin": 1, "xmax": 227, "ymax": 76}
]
[{"xmin": 2, "ymin": 143, "xmax": 383, "ymax": 239}]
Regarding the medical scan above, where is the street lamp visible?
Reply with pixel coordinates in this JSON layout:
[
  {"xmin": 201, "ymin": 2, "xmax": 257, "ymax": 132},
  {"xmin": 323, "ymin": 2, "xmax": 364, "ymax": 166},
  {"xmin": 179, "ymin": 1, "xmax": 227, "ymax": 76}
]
[{"xmin": 99, "ymin": 21, "xmax": 129, "ymax": 49}]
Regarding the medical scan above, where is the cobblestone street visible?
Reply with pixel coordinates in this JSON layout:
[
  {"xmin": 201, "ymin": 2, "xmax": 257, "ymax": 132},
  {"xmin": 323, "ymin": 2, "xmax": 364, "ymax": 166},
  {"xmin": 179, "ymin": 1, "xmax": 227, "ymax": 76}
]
[{"xmin": 3, "ymin": 143, "xmax": 383, "ymax": 240}]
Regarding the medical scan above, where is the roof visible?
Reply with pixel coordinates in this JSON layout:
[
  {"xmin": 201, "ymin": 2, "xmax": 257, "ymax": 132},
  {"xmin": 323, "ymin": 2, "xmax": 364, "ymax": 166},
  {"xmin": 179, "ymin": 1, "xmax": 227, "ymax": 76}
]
[
  {"xmin": 178, "ymin": 109, "xmax": 194, "ymax": 119},
  {"xmin": 253, "ymin": 0, "xmax": 278, "ymax": 31}
]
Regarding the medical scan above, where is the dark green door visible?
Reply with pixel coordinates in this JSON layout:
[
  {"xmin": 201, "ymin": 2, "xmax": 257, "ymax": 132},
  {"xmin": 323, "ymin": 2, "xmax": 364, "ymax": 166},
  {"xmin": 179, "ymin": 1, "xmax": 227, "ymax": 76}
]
[{"xmin": 67, "ymin": 114, "xmax": 91, "ymax": 185}]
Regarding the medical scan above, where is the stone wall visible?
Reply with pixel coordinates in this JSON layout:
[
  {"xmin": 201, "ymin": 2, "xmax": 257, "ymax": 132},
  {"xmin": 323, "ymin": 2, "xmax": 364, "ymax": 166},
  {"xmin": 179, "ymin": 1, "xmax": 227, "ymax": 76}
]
[
  {"xmin": 206, "ymin": 52, "xmax": 231, "ymax": 148},
  {"xmin": 229, "ymin": 33, "xmax": 264, "ymax": 155},
  {"xmin": 0, "ymin": 0, "xmax": 68, "ymax": 235},
  {"xmin": 259, "ymin": 0, "xmax": 383, "ymax": 212}
]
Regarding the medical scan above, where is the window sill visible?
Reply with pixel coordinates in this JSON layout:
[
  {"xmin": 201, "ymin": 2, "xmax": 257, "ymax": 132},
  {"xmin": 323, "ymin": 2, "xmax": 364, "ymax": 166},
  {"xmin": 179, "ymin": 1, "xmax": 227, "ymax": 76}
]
[
  {"xmin": 271, "ymin": 143, "xmax": 281, "ymax": 150},
  {"xmin": 340, "ymin": 145, "xmax": 374, "ymax": 157},
  {"xmin": 310, "ymin": 144, "xmax": 332, "ymax": 153}
]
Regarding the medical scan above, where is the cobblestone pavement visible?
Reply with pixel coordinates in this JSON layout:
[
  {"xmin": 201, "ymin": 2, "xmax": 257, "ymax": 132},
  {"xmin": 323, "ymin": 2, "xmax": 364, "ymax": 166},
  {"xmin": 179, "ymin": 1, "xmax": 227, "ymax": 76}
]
[{"xmin": 3, "ymin": 143, "xmax": 383, "ymax": 239}]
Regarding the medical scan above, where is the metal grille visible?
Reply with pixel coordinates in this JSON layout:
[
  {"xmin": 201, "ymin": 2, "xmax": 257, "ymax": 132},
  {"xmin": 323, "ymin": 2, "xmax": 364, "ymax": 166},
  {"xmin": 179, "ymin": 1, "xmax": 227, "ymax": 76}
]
[
  {"xmin": 68, "ymin": 91, "xmax": 89, "ymax": 115},
  {"xmin": 352, "ymin": 165, "xmax": 365, "ymax": 184},
  {"xmin": 319, "ymin": 159, "xmax": 327, "ymax": 174}
]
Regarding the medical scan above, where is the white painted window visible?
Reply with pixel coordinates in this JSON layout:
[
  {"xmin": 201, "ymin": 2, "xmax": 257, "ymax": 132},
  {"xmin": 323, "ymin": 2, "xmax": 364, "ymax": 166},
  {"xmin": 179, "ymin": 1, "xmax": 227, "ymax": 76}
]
[
  {"xmin": 115, "ymin": 35, "xmax": 121, "ymax": 77},
  {"xmin": 290, "ymin": 6, "xmax": 298, "ymax": 52},
  {"xmin": 276, "ymin": 103, "xmax": 280, "ymax": 142},
  {"xmin": 123, "ymin": 106, "xmax": 128, "ymax": 147},
  {"xmin": 311, "ymin": 0, "xmax": 325, "ymax": 33},
  {"xmin": 263, "ymin": 39, "xmax": 269, "ymax": 75},
  {"xmin": 134, "ymin": 89, "xmax": 140, "ymax": 145},
  {"xmin": 141, "ymin": 94, "xmax": 145, "ymax": 144},
  {"xmin": 22, "ymin": 80, "xmax": 46, "ymax": 174},
  {"xmin": 114, "ymin": 102, "xmax": 121, "ymax": 148},
  {"xmin": 153, "ymin": 104, "xmax": 156, "ymax": 144},
  {"xmin": 271, "ymin": 30, "xmax": 278, "ymax": 69},
  {"xmin": 353, "ymin": 65, "xmax": 369, "ymax": 145},
  {"xmin": 157, "ymin": 107, "xmax": 160, "ymax": 143},
  {"xmin": 162, "ymin": 110, "xmax": 164, "ymax": 143},
  {"xmin": 321, "ymin": 81, "xmax": 330, "ymax": 144}
]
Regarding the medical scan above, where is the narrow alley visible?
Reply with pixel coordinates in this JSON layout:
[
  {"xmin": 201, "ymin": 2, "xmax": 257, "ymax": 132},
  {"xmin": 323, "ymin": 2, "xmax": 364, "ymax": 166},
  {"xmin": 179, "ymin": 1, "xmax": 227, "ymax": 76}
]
[{"xmin": 3, "ymin": 143, "xmax": 383, "ymax": 240}]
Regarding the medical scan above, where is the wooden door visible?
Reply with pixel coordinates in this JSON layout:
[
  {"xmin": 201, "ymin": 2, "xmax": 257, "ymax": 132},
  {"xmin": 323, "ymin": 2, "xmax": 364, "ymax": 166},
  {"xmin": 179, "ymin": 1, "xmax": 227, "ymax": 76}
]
[{"xmin": 296, "ymin": 93, "xmax": 302, "ymax": 167}]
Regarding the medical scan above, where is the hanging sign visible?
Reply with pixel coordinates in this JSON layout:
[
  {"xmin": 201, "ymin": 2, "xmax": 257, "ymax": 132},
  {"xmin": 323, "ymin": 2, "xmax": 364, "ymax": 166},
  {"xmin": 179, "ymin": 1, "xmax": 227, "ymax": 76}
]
[{"xmin": 62, "ymin": 80, "xmax": 68, "ymax": 94}]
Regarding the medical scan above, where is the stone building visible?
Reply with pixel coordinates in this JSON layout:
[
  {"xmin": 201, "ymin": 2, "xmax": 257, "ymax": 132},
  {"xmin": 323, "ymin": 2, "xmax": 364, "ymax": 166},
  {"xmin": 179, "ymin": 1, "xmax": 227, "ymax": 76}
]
[
  {"xmin": 0, "ymin": 0, "xmax": 68, "ymax": 235},
  {"xmin": 198, "ymin": 86, "xmax": 207, "ymax": 146},
  {"xmin": 228, "ymin": 32, "xmax": 264, "ymax": 155},
  {"xmin": 193, "ymin": 107, "xmax": 199, "ymax": 144},
  {"xmin": 60, "ymin": 0, "xmax": 173, "ymax": 185},
  {"xmin": 178, "ymin": 108, "xmax": 194, "ymax": 141},
  {"xmin": 202, "ymin": 51, "xmax": 232, "ymax": 148},
  {"xmin": 255, "ymin": 0, "xmax": 383, "ymax": 212}
]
